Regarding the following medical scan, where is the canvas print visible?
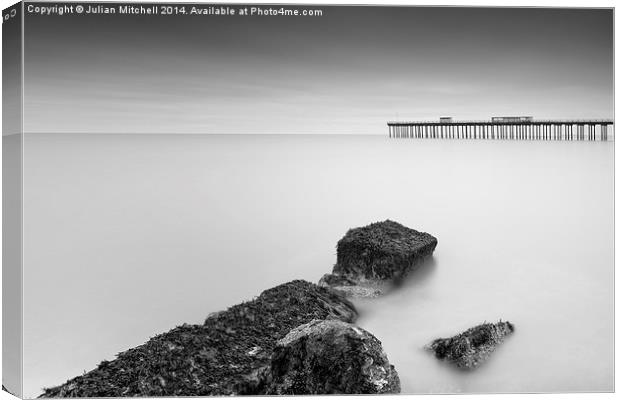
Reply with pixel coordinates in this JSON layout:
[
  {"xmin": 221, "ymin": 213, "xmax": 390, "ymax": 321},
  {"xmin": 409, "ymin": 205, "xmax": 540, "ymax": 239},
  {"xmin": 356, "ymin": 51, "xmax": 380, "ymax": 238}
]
[{"xmin": 1, "ymin": 2, "xmax": 614, "ymax": 398}]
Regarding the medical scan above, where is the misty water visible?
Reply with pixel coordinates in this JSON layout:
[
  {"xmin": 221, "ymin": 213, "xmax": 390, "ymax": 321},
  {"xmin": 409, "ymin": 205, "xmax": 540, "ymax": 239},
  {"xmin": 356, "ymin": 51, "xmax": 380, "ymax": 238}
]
[{"xmin": 22, "ymin": 133, "xmax": 613, "ymax": 397}]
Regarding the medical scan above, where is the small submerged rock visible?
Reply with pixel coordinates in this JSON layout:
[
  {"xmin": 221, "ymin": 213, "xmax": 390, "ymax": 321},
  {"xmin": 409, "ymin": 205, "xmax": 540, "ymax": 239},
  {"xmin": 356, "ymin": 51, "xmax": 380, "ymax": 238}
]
[
  {"xmin": 323, "ymin": 284, "xmax": 384, "ymax": 298},
  {"xmin": 426, "ymin": 321, "xmax": 515, "ymax": 369},
  {"xmin": 320, "ymin": 220, "xmax": 437, "ymax": 297},
  {"xmin": 267, "ymin": 319, "xmax": 401, "ymax": 394},
  {"xmin": 318, "ymin": 273, "xmax": 383, "ymax": 298}
]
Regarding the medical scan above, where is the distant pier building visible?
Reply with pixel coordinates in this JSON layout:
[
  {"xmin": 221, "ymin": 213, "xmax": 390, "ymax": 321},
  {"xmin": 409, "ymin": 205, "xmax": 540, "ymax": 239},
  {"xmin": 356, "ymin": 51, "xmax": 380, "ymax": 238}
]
[
  {"xmin": 492, "ymin": 116, "xmax": 533, "ymax": 122},
  {"xmin": 387, "ymin": 116, "xmax": 614, "ymax": 141}
]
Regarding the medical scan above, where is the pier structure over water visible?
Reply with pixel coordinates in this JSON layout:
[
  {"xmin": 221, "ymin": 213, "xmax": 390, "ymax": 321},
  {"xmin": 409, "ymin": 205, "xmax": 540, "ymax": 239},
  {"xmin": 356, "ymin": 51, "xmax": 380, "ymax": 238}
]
[{"xmin": 387, "ymin": 118, "xmax": 614, "ymax": 141}]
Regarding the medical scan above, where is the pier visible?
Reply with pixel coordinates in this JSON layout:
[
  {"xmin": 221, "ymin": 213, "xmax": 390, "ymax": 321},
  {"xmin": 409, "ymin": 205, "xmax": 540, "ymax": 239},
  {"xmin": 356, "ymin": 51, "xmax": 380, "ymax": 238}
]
[{"xmin": 387, "ymin": 118, "xmax": 614, "ymax": 141}]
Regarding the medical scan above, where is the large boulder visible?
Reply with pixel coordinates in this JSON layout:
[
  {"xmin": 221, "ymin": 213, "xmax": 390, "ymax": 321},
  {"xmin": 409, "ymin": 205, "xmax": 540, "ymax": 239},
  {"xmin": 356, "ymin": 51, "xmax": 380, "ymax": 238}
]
[
  {"xmin": 426, "ymin": 321, "xmax": 515, "ymax": 369},
  {"xmin": 320, "ymin": 220, "xmax": 437, "ymax": 296},
  {"xmin": 267, "ymin": 319, "xmax": 400, "ymax": 395},
  {"xmin": 40, "ymin": 280, "xmax": 358, "ymax": 397}
]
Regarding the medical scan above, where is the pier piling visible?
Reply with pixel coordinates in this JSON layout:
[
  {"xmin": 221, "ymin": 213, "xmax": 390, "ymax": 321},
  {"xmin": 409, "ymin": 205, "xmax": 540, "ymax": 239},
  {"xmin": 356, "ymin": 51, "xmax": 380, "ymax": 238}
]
[{"xmin": 387, "ymin": 119, "xmax": 613, "ymax": 141}]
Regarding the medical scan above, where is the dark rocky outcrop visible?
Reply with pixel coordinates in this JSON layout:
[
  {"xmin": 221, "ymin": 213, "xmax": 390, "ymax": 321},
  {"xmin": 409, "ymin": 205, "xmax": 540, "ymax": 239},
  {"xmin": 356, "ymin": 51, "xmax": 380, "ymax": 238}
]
[
  {"xmin": 267, "ymin": 319, "xmax": 400, "ymax": 395},
  {"xmin": 40, "ymin": 280, "xmax": 358, "ymax": 397},
  {"xmin": 426, "ymin": 321, "xmax": 515, "ymax": 369},
  {"xmin": 320, "ymin": 220, "xmax": 437, "ymax": 297},
  {"xmin": 40, "ymin": 221, "xmax": 441, "ymax": 397}
]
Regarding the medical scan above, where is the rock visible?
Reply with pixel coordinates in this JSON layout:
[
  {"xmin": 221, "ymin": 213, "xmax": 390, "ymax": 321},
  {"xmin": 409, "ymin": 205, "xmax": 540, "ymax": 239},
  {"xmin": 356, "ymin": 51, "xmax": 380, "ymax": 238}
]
[
  {"xmin": 335, "ymin": 220, "xmax": 437, "ymax": 281},
  {"xmin": 318, "ymin": 273, "xmax": 383, "ymax": 298},
  {"xmin": 267, "ymin": 319, "xmax": 401, "ymax": 394},
  {"xmin": 318, "ymin": 272, "xmax": 358, "ymax": 287},
  {"xmin": 320, "ymin": 220, "xmax": 437, "ymax": 297},
  {"xmin": 40, "ymin": 280, "xmax": 358, "ymax": 397},
  {"xmin": 322, "ymin": 284, "xmax": 384, "ymax": 298},
  {"xmin": 426, "ymin": 321, "xmax": 515, "ymax": 369}
]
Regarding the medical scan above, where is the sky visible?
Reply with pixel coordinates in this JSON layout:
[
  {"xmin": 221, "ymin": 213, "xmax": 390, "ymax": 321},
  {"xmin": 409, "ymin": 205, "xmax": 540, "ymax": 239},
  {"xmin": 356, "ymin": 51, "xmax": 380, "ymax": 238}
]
[{"xmin": 22, "ymin": 5, "xmax": 613, "ymax": 134}]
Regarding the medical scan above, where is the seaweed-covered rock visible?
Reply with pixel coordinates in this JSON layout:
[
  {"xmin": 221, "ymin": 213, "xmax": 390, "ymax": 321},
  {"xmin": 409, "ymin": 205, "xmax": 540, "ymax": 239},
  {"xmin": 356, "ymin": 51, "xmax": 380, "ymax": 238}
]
[
  {"xmin": 267, "ymin": 319, "xmax": 400, "ymax": 394},
  {"xmin": 335, "ymin": 220, "xmax": 437, "ymax": 280},
  {"xmin": 320, "ymin": 220, "xmax": 437, "ymax": 296},
  {"xmin": 40, "ymin": 280, "xmax": 357, "ymax": 397},
  {"xmin": 426, "ymin": 321, "xmax": 515, "ymax": 369}
]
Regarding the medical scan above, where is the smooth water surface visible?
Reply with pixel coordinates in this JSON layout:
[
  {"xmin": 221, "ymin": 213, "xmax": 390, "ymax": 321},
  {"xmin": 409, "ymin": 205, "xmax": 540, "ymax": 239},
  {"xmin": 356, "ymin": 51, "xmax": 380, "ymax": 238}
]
[{"xmin": 23, "ymin": 134, "xmax": 613, "ymax": 397}]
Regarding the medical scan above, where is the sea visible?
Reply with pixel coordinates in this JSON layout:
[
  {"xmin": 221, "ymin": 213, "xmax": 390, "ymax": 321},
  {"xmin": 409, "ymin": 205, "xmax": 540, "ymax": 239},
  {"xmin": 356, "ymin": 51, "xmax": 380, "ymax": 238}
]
[{"xmin": 20, "ymin": 133, "xmax": 614, "ymax": 397}]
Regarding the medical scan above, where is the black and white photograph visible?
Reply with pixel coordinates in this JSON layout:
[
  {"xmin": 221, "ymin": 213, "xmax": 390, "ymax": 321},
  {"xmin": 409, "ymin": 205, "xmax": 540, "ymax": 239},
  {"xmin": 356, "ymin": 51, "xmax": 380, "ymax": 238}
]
[{"xmin": 1, "ymin": 1, "xmax": 615, "ymax": 398}]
